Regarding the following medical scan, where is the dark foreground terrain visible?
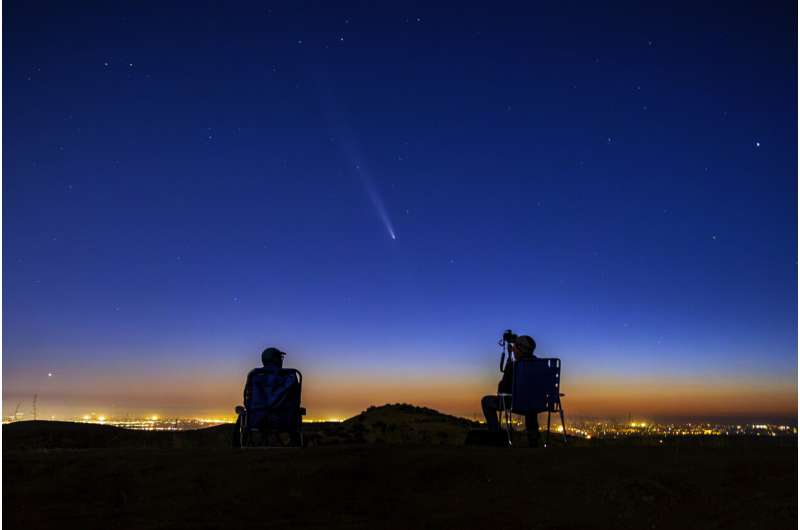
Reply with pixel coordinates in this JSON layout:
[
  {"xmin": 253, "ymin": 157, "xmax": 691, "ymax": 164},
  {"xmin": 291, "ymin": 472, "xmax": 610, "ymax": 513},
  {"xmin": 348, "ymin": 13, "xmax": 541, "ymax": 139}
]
[{"xmin": 4, "ymin": 407, "xmax": 797, "ymax": 530}]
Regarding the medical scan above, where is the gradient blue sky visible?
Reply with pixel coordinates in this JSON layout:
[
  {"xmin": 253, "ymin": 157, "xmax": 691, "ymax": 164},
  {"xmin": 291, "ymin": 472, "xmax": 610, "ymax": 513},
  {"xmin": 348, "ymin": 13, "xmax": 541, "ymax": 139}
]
[{"xmin": 3, "ymin": 1, "xmax": 797, "ymax": 422}]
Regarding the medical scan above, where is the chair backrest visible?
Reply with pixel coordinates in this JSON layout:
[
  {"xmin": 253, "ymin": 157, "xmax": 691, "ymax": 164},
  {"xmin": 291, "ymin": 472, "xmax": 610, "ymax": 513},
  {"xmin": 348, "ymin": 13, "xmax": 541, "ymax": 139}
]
[
  {"xmin": 511, "ymin": 358, "xmax": 561, "ymax": 414},
  {"xmin": 244, "ymin": 367, "xmax": 302, "ymax": 430}
]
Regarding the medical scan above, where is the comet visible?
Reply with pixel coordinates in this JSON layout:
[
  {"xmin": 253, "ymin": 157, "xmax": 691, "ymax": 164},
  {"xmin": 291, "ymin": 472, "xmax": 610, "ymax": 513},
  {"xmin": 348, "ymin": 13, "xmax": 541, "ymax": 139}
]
[
  {"xmin": 335, "ymin": 131, "xmax": 397, "ymax": 241},
  {"xmin": 314, "ymin": 78, "xmax": 398, "ymax": 241},
  {"xmin": 354, "ymin": 160, "xmax": 397, "ymax": 240}
]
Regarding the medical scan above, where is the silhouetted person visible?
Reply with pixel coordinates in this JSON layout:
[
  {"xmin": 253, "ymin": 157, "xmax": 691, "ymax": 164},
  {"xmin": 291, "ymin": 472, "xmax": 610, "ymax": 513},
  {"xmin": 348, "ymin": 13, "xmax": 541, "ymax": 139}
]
[
  {"xmin": 481, "ymin": 335, "xmax": 541, "ymax": 447},
  {"xmin": 234, "ymin": 347, "xmax": 301, "ymax": 447}
]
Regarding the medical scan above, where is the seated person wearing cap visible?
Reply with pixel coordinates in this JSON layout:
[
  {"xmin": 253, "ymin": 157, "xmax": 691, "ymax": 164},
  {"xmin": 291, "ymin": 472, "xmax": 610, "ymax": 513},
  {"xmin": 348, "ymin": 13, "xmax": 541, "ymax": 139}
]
[
  {"xmin": 234, "ymin": 347, "xmax": 300, "ymax": 446},
  {"xmin": 480, "ymin": 335, "xmax": 541, "ymax": 447}
]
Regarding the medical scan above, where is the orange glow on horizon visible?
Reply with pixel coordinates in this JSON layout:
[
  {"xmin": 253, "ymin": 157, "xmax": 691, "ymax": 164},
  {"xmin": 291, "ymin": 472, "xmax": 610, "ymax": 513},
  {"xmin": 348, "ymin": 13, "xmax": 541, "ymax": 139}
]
[{"xmin": 5, "ymin": 370, "xmax": 796, "ymax": 422}]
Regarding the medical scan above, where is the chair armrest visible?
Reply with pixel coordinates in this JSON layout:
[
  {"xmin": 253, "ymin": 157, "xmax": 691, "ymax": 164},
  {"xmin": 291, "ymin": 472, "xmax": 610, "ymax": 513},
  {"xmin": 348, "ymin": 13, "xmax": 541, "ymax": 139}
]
[
  {"xmin": 559, "ymin": 393, "xmax": 565, "ymax": 397},
  {"xmin": 497, "ymin": 393, "xmax": 512, "ymax": 398}
]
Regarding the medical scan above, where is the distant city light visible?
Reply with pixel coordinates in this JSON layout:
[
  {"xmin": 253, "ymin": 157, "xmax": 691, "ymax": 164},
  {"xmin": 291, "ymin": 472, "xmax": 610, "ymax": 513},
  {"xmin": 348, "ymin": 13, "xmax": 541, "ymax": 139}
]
[{"xmin": 3, "ymin": 412, "xmax": 796, "ymax": 441}]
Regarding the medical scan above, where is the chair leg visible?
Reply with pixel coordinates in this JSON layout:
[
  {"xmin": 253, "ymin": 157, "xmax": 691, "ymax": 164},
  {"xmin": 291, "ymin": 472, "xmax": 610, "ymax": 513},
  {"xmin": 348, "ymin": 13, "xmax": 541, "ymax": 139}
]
[
  {"xmin": 291, "ymin": 415, "xmax": 304, "ymax": 448},
  {"xmin": 503, "ymin": 408, "xmax": 512, "ymax": 447},
  {"xmin": 298, "ymin": 418, "xmax": 304, "ymax": 448},
  {"xmin": 559, "ymin": 407, "xmax": 567, "ymax": 444},
  {"xmin": 546, "ymin": 410, "xmax": 551, "ymax": 448}
]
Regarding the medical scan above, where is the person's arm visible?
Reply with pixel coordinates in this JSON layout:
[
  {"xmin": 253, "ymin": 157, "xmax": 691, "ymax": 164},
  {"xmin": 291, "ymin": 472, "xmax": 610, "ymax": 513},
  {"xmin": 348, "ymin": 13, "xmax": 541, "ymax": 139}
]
[
  {"xmin": 498, "ymin": 363, "xmax": 514, "ymax": 394},
  {"xmin": 243, "ymin": 371, "xmax": 252, "ymax": 406}
]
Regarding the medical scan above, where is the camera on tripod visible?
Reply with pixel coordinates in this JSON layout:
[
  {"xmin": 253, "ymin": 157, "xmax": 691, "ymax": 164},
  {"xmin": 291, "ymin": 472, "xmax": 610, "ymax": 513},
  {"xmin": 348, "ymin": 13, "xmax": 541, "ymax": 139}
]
[
  {"xmin": 498, "ymin": 329, "xmax": 518, "ymax": 372},
  {"xmin": 501, "ymin": 329, "xmax": 518, "ymax": 345}
]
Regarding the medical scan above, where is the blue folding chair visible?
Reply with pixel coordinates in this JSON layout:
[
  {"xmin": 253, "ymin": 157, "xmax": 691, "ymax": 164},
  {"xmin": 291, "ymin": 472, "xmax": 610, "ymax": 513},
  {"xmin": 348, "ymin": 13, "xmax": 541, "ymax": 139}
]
[
  {"xmin": 499, "ymin": 357, "xmax": 566, "ymax": 447},
  {"xmin": 234, "ymin": 367, "xmax": 306, "ymax": 447}
]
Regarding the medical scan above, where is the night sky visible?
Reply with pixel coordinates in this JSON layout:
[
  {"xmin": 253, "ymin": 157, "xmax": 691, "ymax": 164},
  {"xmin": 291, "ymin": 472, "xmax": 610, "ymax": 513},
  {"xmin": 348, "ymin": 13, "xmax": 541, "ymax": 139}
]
[{"xmin": 4, "ymin": 1, "xmax": 797, "ymax": 422}]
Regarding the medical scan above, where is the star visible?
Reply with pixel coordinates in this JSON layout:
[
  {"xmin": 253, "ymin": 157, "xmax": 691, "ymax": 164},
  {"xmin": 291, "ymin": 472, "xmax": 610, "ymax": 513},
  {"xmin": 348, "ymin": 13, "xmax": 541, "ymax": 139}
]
[
  {"xmin": 48, "ymin": 373, "xmax": 53, "ymax": 377},
  {"xmin": 755, "ymin": 141, "xmax": 761, "ymax": 147}
]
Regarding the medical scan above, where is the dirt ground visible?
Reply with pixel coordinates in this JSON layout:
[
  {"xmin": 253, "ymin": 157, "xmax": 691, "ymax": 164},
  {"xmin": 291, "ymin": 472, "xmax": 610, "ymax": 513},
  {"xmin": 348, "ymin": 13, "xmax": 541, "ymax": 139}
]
[{"xmin": 4, "ymin": 439, "xmax": 796, "ymax": 529}]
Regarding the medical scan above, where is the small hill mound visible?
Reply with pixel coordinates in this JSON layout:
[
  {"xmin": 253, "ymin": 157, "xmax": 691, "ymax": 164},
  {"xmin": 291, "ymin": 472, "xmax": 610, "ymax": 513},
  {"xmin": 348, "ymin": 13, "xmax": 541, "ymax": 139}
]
[
  {"xmin": 305, "ymin": 403, "xmax": 479, "ymax": 446},
  {"xmin": 347, "ymin": 403, "xmax": 477, "ymax": 428}
]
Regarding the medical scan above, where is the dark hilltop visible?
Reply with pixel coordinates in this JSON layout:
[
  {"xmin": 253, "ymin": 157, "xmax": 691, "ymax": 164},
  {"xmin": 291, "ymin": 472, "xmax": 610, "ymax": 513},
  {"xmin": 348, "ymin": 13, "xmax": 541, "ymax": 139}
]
[{"xmin": 4, "ymin": 404, "xmax": 796, "ymax": 530}]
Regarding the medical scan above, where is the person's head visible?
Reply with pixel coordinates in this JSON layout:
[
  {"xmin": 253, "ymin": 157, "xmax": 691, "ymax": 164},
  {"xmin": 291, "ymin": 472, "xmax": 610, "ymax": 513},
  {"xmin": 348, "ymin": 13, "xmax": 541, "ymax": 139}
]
[
  {"xmin": 514, "ymin": 335, "xmax": 536, "ymax": 358},
  {"xmin": 261, "ymin": 347, "xmax": 285, "ymax": 368}
]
